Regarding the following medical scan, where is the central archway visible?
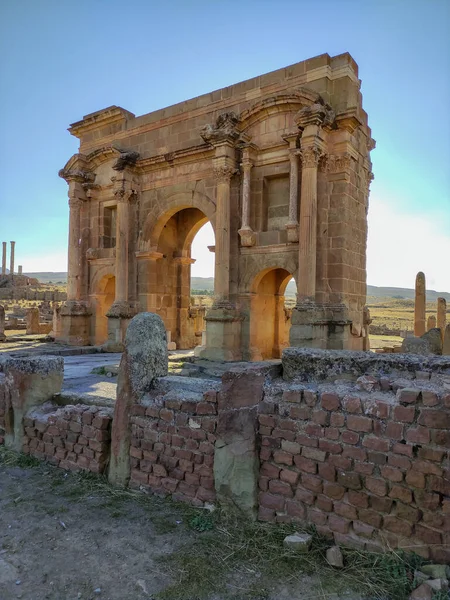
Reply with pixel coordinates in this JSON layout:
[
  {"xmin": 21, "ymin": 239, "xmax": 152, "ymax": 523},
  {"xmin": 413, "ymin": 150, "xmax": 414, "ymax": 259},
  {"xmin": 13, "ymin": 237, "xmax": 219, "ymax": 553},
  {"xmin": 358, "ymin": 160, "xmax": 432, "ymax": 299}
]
[
  {"xmin": 142, "ymin": 206, "xmax": 215, "ymax": 349},
  {"xmin": 249, "ymin": 268, "xmax": 296, "ymax": 360}
]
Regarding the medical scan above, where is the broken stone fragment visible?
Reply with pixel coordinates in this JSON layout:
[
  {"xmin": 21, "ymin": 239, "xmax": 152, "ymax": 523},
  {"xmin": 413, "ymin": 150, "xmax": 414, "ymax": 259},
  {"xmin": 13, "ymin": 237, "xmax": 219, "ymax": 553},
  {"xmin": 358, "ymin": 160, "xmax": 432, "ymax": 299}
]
[
  {"xmin": 409, "ymin": 583, "xmax": 432, "ymax": 600},
  {"xmin": 420, "ymin": 564, "xmax": 449, "ymax": 579},
  {"xmin": 426, "ymin": 578, "xmax": 448, "ymax": 591},
  {"xmin": 283, "ymin": 532, "xmax": 312, "ymax": 552},
  {"xmin": 326, "ymin": 545, "xmax": 344, "ymax": 567}
]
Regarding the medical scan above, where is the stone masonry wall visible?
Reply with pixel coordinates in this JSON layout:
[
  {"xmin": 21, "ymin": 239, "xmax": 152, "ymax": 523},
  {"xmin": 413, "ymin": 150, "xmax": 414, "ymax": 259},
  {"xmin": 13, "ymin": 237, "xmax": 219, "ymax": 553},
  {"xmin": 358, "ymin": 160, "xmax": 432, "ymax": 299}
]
[
  {"xmin": 128, "ymin": 390, "xmax": 218, "ymax": 506},
  {"xmin": 22, "ymin": 405, "xmax": 113, "ymax": 474},
  {"xmin": 0, "ymin": 373, "xmax": 6, "ymax": 445},
  {"xmin": 258, "ymin": 369, "xmax": 450, "ymax": 563}
]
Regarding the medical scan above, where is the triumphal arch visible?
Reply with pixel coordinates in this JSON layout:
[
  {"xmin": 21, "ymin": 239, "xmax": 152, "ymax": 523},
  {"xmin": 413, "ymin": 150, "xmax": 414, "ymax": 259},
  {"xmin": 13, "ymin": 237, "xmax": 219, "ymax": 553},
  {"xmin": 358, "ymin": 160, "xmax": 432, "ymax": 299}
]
[{"xmin": 58, "ymin": 52, "xmax": 374, "ymax": 360}]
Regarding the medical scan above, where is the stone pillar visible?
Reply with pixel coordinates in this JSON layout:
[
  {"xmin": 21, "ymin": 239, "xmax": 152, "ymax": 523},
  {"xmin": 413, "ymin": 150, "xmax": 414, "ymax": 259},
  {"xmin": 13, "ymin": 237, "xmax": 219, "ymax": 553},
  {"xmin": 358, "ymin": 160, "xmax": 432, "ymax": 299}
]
[
  {"xmin": 58, "ymin": 172, "xmax": 91, "ymax": 346},
  {"xmin": 0, "ymin": 304, "xmax": 5, "ymax": 341},
  {"xmin": 282, "ymin": 132, "xmax": 300, "ymax": 243},
  {"xmin": 26, "ymin": 308, "xmax": 40, "ymax": 334},
  {"xmin": 437, "ymin": 297, "xmax": 447, "ymax": 342},
  {"xmin": 427, "ymin": 315, "xmax": 436, "ymax": 331},
  {"xmin": 10, "ymin": 241, "xmax": 15, "ymax": 276},
  {"xmin": 414, "ymin": 272, "xmax": 426, "ymax": 337},
  {"xmin": 2, "ymin": 242, "xmax": 6, "ymax": 275},
  {"xmin": 104, "ymin": 187, "xmax": 137, "ymax": 352},
  {"xmin": 443, "ymin": 324, "xmax": 450, "ymax": 355},
  {"xmin": 18, "ymin": 265, "xmax": 22, "ymax": 275},
  {"xmin": 238, "ymin": 156, "xmax": 255, "ymax": 247}
]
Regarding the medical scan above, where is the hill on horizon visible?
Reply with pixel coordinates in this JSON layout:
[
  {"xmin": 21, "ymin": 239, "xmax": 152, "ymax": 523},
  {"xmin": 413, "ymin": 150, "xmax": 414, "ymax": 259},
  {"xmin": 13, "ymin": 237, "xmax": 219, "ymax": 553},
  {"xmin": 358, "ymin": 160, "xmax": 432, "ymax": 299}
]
[{"xmin": 23, "ymin": 272, "xmax": 450, "ymax": 301}]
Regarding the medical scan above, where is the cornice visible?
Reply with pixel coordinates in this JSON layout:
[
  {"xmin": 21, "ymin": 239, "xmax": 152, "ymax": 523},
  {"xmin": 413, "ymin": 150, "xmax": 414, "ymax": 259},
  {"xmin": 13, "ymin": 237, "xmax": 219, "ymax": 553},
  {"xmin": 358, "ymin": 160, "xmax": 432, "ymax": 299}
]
[{"xmin": 69, "ymin": 106, "xmax": 135, "ymax": 139}]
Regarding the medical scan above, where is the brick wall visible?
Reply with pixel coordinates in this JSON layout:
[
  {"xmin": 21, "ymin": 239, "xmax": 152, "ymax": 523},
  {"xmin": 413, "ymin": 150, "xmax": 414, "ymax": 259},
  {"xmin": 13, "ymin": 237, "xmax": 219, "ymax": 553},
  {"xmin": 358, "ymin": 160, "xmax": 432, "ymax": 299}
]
[
  {"xmin": 0, "ymin": 373, "xmax": 6, "ymax": 445},
  {"xmin": 22, "ymin": 405, "xmax": 113, "ymax": 474},
  {"xmin": 128, "ymin": 390, "xmax": 218, "ymax": 506},
  {"xmin": 258, "ymin": 374, "xmax": 450, "ymax": 562}
]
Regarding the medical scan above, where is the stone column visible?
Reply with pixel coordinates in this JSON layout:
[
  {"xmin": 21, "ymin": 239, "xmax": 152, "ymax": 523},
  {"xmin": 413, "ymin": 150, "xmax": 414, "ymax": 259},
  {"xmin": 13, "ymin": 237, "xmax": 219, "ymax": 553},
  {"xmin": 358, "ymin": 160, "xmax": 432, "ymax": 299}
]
[
  {"xmin": 0, "ymin": 304, "xmax": 5, "ymax": 341},
  {"xmin": 414, "ymin": 272, "xmax": 426, "ymax": 337},
  {"xmin": 238, "ymin": 157, "xmax": 255, "ymax": 247},
  {"xmin": 427, "ymin": 315, "xmax": 436, "ymax": 331},
  {"xmin": 104, "ymin": 186, "xmax": 137, "ymax": 352},
  {"xmin": 437, "ymin": 297, "xmax": 447, "ymax": 342},
  {"xmin": 18, "ymin": 265, "xmax": 22, "ymax": 275},
  {"xmin": 58, "ymin": 169, "xmax": 92, "ymax": 346},
  {"xmin": 214, "ymin": 165, "xmax": 235, "ymax": 305},
  {"xmin": 26, "ymin": 307, "xmax": 40, "ymax": 334},
  {"xmin": 2, "ymin": 242, "xmax": 6, "ymax": 275},
  {"xmin": 281, "ymin": 132, "xmax": 300, "ymax": 243},
  {"xmin": 9, "ymin": 241, "xmax": 15, "ymax": 276},
  {"xmin": 297, "ymin": 146, "xmax": 322, "ymax": 302}
]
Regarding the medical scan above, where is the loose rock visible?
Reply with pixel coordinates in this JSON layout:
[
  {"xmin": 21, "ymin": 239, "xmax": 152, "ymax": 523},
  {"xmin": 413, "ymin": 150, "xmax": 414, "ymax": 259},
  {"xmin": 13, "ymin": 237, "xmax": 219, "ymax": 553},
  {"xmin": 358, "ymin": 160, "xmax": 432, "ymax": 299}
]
[
  {"xmin": 326, "ymin": 546, "xmax": 344, "ymax": 568},
  {"xmin": 421, "ymin": 564, "xmax": 448, "ymax": 579},
  {"xmin": 283, "ymin": 532, "xmax": 312, "ymax": 552},
  {"xmin": 409, "ymin": 583, "xmax": 432, "ymax": 600}
]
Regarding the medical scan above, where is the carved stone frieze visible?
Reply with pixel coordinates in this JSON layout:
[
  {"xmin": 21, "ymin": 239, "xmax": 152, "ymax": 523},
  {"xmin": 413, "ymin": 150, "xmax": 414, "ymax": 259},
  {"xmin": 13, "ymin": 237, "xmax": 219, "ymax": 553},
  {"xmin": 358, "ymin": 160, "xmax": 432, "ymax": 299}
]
[
  {"xmin": 295, "ymin": 99, "xmax": 335, "ymax": 129},
  {"xmin": 68, "ymin": 197, "xmax": 85, "ymax": 209},
  {"xmin": 200, "ymin": 112, "xmax": 240, "ymax": 145},
  {"xmin": 326, "ymin": 153, "xmax": 354, "ymax": 174},
  {"xmin": 213, "ymin": 165, "xmax": 237, "ymax": 183},
  {"xmin": 114, "ymin": 188, "xmax": 136, "ymax": 203},
  {"xmin": 112, "ymin": 149, "xmax": 140, "ymax": 171}
]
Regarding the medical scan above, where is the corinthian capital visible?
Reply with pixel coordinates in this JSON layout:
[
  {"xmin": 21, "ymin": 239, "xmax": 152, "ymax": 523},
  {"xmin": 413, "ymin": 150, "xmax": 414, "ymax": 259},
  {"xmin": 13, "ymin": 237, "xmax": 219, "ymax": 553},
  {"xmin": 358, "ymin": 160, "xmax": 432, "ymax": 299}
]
[
  {"xmin": 201, "ymin": 112, "xmax": 240, "ymax": 145},
  {"xmin": 114, "ymin": 188, "xmax": 136, "ymax": 203},
  {"xmin": 300, "ymin": 147, "xmax": 324, "ymax": 169},
  {"xmin": 213, "ymin": 165, "xmax": 237, "ymax": 183},
  {"xmin": 327, "ymin": 153, "xmax": 354, "ymax": 174},
  {"xmin": 68, "ymin": 197, "xmax": 84, "ymax": 209}
]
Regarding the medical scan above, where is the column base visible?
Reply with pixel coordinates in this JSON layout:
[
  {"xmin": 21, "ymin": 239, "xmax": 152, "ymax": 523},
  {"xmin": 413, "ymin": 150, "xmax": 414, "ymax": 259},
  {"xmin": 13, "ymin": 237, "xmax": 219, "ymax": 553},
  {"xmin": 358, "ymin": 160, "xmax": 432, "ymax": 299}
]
[
  {"xmin": 289, "ymin": 302, "xmax": 352, "ymax": 350},
  {"xmin": 285, "ymin": 222, "xmax": 299, "ymax": 243},
  {"xmin": 102, "ymin": 302, "xmax": 138, "ymax": 352},
  {"xmin": 58, "ymin": 301, "xmax": 92, "ymax": 346},
  {"xmin": 238, "ymin": 227, "xmax": 256, "ymax": 247},
  {"xmin": 199, "ymin": 305, "xmax": 244, "ymax": 361}
]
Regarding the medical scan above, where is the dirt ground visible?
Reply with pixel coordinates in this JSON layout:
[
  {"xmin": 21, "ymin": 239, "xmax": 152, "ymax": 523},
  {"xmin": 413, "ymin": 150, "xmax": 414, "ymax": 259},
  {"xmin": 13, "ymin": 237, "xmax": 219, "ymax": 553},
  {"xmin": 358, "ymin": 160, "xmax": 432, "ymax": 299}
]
[{"xmin": 0, "ymin": 457, "xmax": 369, "ymax": 600}]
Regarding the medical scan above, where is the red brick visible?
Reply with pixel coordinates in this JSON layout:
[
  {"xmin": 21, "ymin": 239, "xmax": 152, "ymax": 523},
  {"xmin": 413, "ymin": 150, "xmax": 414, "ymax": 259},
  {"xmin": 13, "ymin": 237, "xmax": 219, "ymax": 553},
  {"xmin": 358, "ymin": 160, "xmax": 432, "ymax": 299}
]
[
  {"xmin": 279, "ymin": 469, "xmax": 298, "ymax": 485},
  {"xmin": 393, "ymin": 405, "xmax": 415, "ymax": 423},
  {"xmin": 388, "ymin": 454, "xmax": 411, "ymax": 470},
  {"xmin": 389, "ymin": 485, "xmax": 412, "ymax": 504},
  {"xmin": 196, "ymin": 402, "xmax": 216, "ymax": 415},
  {"xmin": 278, "ymin": 418, "xmax": 297, "ymax": 431},
  {"xmin": 296, "ymin": 434, "xmax": 318, "ymax": 447},
  {"xmin": 323, "ymin": 482, "xmax": 345, "ymax": 500},
  {"xmin": 334, "ymin": 501, "xmax": 357, "ymax": 520},
  {"xmin": 342, "ymin": 395, "xmax": 362, "ymax": 413},
  {"xmin": 415, "ymin": 460, "xmax": 442, "ymax": 477},
  {"xmin": 260, "ymin": 447, "xmax": 272, "ymax": 461},
  {"xmin": 259, "ymin": 427, "xmax": 272, "ymax": 436},
  {"xmin": 385, "ymin": 422, "xmax": 404, "ymax": 440},
  {"xmin": 285, "ymin": 500, "xmax": 306, "ymax": 519},
  {"xmin": 414, "ymin": 490, "xmax": 441, "ymax": 510},
  {"xmin": 261, "ymin": 462, "xmax": 281, "ymax": 479},
  {"xmin": 303, "ymin": 390, "xmax": 317, "ymax": 406},
  {"xmin": 369, "ymin": 401, "xmax": 390, "ymax": 419},
  {"xmin": 348, "ymin": 490, "xmax": 369, "ymax": 508},
  {"xmin": 358, "ymin": 509, "xmax": 382, "ymax": 528},
  {"xmin": 383, "ymin": 516, "xmax": 412, "ymax": 537},
  {"xmin": 428, "ymin": 475, "xmax": 450, "ymax": 496},
  {"xmin": 269, "ymin": 479, "xmax": 293, "ymax": 497},
  {"xmin": 316, "ymin": 495, "xmax": 333, "ymax": 512},
  {"xmin": 282, "ymin": 390, "xmax": 302, "ymax": 403},
  {"xmin": 406, "ymin": 426, "xmax": 430, "ymax": 444},
  {"xmin": 365, "ymin": 477, "xmax": 387, "ymax": 497},
  {"xmin": 308, "ymin": 508, "xmax": 328, "ymax": 526},
  {"xmin": 362, "ymin": 436, "xmax": 390, "ymax": 452},
  {"xmin": 312, "ymin": 410, "xmax": 329, "ymax": 426},
  {"xmin": 397, "ymin": 388, "xmax": 420, "ymax": 404},
  {"xmin": 145, "ymin": 406, "xmax": 160, "ymax": 418},
  {"xmin": 321, "ymin": 393, "xmax": 340, "ymax": 411},
  {"xmin": 354, "ymin": 462, "xmax": 374, "ymax": 475},
  {"xmin": 273, "ymin": 450, "xmax": 293, "ymax": 466},
  {"xmin": 177, "ymin": 481, "xmax": 197, "ymax": 497},
  {"xmin": 259, "ymin": 476, "xmax": 269, "ymax": 492},
  {"xmin": 69, "ymin": 422, "xmax": 82, "ymax": 433},
  {"xmin": 342, "ymin": 446, "xmax": 366, "ymax": 461},
  {"xmin": 353, "ymin": 520, "xmax": 374, "ymax": 538},
  {"xmin": 328, "ymin": 514, "xmax": 350, "ymax": 534},
  {"xmin": 330, "ymin": 413, "xmax": 345, "ymax": 427},
  {"xmin": 433, "ymin": 429, "xmax": 450, "ymax": 447},
  {"xmin": 415, "ymin": 524, "xmax": 442, "ymax": 545},
  {"xmin": 347, "ymin": 415, "xmax": 372, "ymax": 433},
  {"xmin": 302, "ymin": 446, "xmax": 326, "ymax": 461},
  {"xmin": 417, "ymin": 447, "xmax": 445, "ymax": 462},
  {"xmin": 337, "ymin": 471, "xmax": 361, "ymax": 490},
  {"xmin": 281, "ymin": 440, "xmax": 301, "ymax": 454},
  {"xmin": 328, "ymin": 455, "xmax": 352, "ymax": 470},
  {"xmin": 259, "ymin": 492, "xmax": 285, "ymax": 511},
  {"xmin": 289, "ymin": 406, "xmax": 311, "ymax": 420},
  {"xmin": 294, "ymin": 456, "xmax": 317, "ymax": 474},
  {"xmin": 396, "ymin": 502, "xmax": 421, "ymax": 522},
  {"xmin": 370, "ymin": 495, "xmax": 392, "ymax": 513},
  {"xmin": 272, "ymin": 428, "xmax": 296, "ymax": 442},
  {"xmin": 197, "ymin": 487, "xmax": 216, "ymax": 503},
  {"xmin": 418, "ymin": 408, "xmax": 450, "ymax": 429},
  {"xmin": 93, "ymin": 415, "xmax": 110, "ymax": 430},
  {"xmin": 318, "ymin": 439, "xmax": 342, "ymax": 455},
  {"xmin": 318, "ymin": 463, "xmax": 336, "ymax": 482},
  {"xmin": 341, "ymin": 430, "xmax": 359, "ymax": 445},
  {"xmin": 305, "ymin": 423, "xmax": 324, "ymax": 437},
  {"xmin": 259, "ymin": 414, "xmax": 276, "ymax": 427},
  {"xmin": 258, "ymin": 507, "xmax": 275, "ymax": 522},
  {"xmin": 130, "ymin": 469, "xmax": 149, "ymax": 484},
  {"xmin": 381, "ymin": 466, "xmax": 403, "ymax": 483},
  {"xmin": 393, "ymin": 442, "xmax": 413, "ymax": 456},
  {"xmin": 295, "ymin": 486, "xmax": 315, "ymax": 505},
  {"xmin": 302, "ymin": 474, "xmax": 323, "ymax": 493},
  {"xmin": 324, "ymin": 427, "xmax": 339, "ymax": 440}
]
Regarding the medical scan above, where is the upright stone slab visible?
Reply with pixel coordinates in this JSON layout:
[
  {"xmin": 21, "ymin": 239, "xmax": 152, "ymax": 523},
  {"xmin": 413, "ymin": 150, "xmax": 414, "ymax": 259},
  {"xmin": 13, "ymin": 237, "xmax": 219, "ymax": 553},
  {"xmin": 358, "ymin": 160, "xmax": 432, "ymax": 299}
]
[
  {"xmin": 26, "ymin": 307, "xmax": 40, "ymax": 334},
  {"xmin": 437, "ymin": 297, "xmax": 447, "ymax": 342},
  {"xmin": 421, "ymin": 328, "xmax": 443, "ymax": 355},
  {"xmin": 427, "ymin": 315, "xmax": 436, "ymax": 331},
  {"xmin": 109, "ymin": 312, "xmax": 168, "ymax": 487},
  {"xmin": 414, "ymin": 272, "xmax": 426, "ymax": 337},
  {"xmin": 2, "ymin": 357, "xmax": 63, "ymax": 451},
  {"xmin": 214, "ymin": 366, "xmax": 272, "ymax": 518},
  {"xmin": 0, "ymin": 305, "xmax": 5, "ymax": 341},
  {"xmin": 443, "ymin": 324, "xmax": 450, "ymax": 356}
]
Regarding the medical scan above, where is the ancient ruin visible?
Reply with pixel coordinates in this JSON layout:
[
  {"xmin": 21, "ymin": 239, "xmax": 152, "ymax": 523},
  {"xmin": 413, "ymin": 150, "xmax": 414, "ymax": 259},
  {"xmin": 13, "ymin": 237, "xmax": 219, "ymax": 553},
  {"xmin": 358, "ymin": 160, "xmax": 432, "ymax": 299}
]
[{"xmin": 57, "ymin": 52, "xmax": 374, "ymax": 359}]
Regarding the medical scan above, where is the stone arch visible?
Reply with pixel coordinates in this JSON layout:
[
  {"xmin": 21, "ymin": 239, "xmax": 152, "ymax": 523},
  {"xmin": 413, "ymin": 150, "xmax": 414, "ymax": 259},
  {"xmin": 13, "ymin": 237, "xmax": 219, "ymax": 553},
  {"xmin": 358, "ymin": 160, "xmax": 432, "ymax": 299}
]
[
  {"xmin": 248, "ymin": 265, "xmax": 297, "ymax": 360},
  {"xmin": 239, "ymin": 89, "xmax": 320, "ymax": 132},
  {"xmin": 90, "ymin": 267, "xmax": 116, "ymax": 345},
  {"xmin": 240, "ymin": 253, "xmax": 298, "ymax": 293},
  {"xmin": 142, "ymin": 191, "xmax": 216, "ymax": 251}
]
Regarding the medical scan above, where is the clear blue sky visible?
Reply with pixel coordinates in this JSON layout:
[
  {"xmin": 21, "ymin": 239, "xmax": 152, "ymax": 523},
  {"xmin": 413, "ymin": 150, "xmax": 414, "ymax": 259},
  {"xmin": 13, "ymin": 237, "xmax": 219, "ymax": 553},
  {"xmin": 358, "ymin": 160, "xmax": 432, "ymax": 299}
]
[{"xmin": 0, "ymin": 0, "xmax": 449, "ymax": 290}]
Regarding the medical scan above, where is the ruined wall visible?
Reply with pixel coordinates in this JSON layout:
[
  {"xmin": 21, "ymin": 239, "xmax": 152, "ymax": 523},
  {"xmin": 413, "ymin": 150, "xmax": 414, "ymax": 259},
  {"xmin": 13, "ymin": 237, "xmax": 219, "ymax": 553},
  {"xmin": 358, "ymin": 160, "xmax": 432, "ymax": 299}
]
[
  {"xmin": 22, "ymin": 405, "xmax": 113, "ymax": 474},
  {"xmin": 128, "ymin": 390, "xmax": 218, "ymax": 505}
]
